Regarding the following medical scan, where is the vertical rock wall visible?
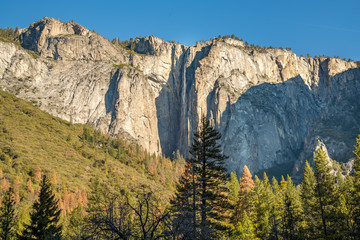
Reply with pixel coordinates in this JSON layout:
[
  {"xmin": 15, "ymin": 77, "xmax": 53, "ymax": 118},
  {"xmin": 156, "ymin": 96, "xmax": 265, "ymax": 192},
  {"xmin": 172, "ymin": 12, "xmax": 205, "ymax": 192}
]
[{"xmin": 1, "ymin": 18, "xmax": 359, "ymax": 178}]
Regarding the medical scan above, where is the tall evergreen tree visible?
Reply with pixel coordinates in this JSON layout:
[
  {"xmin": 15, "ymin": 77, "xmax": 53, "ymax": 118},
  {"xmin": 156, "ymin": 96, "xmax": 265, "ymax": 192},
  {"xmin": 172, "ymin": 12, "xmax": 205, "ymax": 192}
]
[
  {"xmin": 0, "ymin": 188, "xmax": 16, "ymax": 240},
  {"xmin": 172, "ymin": 116, "xmax": 228, "ymax": 239},
  {"xmin": 189, "ymin": 116, "xmax": 229, "ymax": 238},
  {"xmin": 233, "ymin": 165, "xmax": 254, "ymax": 224},
  {"xmin": 301, "ymin": 161, "xmax": 318, "ymax": 238},
  {"xmin": 270, "ymin": 176, "xmax": 284, "ymax": 240},
  {"xmin": 229, "ymin": 172, "xmax": 240, "ymax": 205},
  {"xmin": 233, "ymin": 212, "xmax": 257, "ymax": 240},
  {"xmin": 252, "ymin": 173, "xmax": 274, "ymax": 239},
  {"xmin": 66, "ymin": 205, "xmax": 86, "ymax": 239},
  {"xmin": 20, "ymin": 175, "xmax": 62, "ymax": 240},
  {"xmin": 313, "ymin": 147, "xmax": 338, "ymax": 239},
  {"xmin": 352, "ymin": 135, "xmax": 360, "ymax": 237},
  {"xmin": 283, "ymin": 175, "xmax": 303, "ymax": 240},
  {"xmin": 335, "ymin": 170, "xmax": 352, "ymax": 238},
  {"xmin": 170, "ymin": 161, "xmax": 198, "ymax": 239}
]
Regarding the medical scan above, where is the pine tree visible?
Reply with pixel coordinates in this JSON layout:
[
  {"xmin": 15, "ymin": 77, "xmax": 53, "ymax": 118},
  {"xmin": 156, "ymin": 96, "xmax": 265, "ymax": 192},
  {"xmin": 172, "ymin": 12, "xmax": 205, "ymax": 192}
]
[
  {"xmin": 234, "ymin": 212, "xmax": 258, "ymax": 239},
  {"xmin": 229, "ymin": 172, "xmax": 240, "ymax": 205},
  {"xmin": 20, "ymin": 175, "xmax": 62, "ymax": 239},
  {"xmin": 233, "ymin": 165, "xmax": 254, "ymax": 224},
  {"xmin": 0, "ymin": 188, "xmax": 16, "ymax": 240},
  {"xmin": 313, "ymin": 147, "xmax": 338, "ymax": 239},
  {"xmin": 189, "ymin": 116, "xmax": 229, "ymax": 238},
  {"xmin": 170, "ymin": 161, "xmax": 198, "ymax": 239},
  {"xmin": 301, "ymin": 161, "xmax": 318, "ymax": 238},
  {"xmin": 335, "ymin": 170, "xmax": 352, "ymax": 238},
  {"xmin": 269, "ymin": 176, "xmax": 283, "ymax": 240},
  {"xmin": 67, "ymin": 205, "xmax": 87, "ymax": 239},
  {"xmin": 252, "ymin": 173, "xmax": 274, "ymax": 239},
  {"xmin": 172, "ymin": 116, "xmax": 228, "ymax": 239},
  {"xmin": 283, "ymin": 175, "xmax": 303, "ymax": 240},
  {"xmin": 352, "ymin": 135, "xmax": 360, "ymax": 237}
]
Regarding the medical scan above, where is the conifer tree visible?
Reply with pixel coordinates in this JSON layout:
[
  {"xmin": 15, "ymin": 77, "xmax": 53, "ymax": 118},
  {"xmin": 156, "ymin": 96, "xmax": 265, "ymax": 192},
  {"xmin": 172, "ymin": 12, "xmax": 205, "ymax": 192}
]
[
  {"xmin": 229, "ymin": 172, "xmax": 240, "ymax": 205},
  {"xmin": 313, "ymin": 147, "xmax": 338, "ymax": 238},
  {"xmin": 233, "ymin": 165, "xmax": 254, "ymax": 224},
  {"xmin": 172, "ymin": 116, "xmax": 228, "ymax": 239},
  {"xmin": 352, "ymin": 135, "xmax": 360, "ymax": 237},
  {"xmin": 283, "ymin": 175, "xmax": 302, "ymax": 240},
  {"xmin": 252, "ymin": 173, "xmax": 274, "ymax": 239},
  {"xmin": 20, "ymin": 175, "xmax": 62, "ymax": 239},
  {"xmin": 270, "ymin": 176, "xmax": 284, "ymax": 239},
  {"xmin": 67, "ymin": 205, "xmax": 86, "ymax": 239},
  {"xmin": 234, "ymin": 212, "xmax": 257, "ymax": 239},
  {"xmin": 190, "ymin": 116, "xmax": 229, "ymax": 238},
  {"xmin": 239, "ymin": 166, "xmax": 255, "ymax": 194},
  {"xmin": 301, "ymin": 161, "xmax": 318, "ymax": 238},
  {"xmin": 170, "ymin": 162, "xmax": 198, "ymax": 239},
  {"xmin": 334, "ymin": 170, "xmax": 352, "ymax": 238},
  {"xmin": 0, "ymin": 188, "xmax": 15, "ymax": 240}
]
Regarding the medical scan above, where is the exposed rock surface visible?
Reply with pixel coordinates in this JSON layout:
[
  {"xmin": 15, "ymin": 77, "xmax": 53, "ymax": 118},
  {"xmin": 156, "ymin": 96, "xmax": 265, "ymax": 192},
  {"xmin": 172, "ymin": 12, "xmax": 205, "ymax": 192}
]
[{"xmin": 1, "ymin": 17, "xmax": 359, "ymax": 178}]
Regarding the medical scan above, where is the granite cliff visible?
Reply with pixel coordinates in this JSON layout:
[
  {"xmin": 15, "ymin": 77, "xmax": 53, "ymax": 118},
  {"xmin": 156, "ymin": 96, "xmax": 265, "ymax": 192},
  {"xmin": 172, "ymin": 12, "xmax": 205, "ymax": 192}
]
[{"xmin": 1, "ymin": 17, "xmax": 359, "ymax": 177}]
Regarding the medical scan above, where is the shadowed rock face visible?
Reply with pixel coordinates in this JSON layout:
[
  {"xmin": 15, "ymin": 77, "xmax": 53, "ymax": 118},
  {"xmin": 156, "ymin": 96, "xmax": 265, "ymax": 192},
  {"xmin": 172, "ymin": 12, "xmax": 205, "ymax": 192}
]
[{"xmin": 1, "ymin": 17, "xmax": 359, "ymax": 178}]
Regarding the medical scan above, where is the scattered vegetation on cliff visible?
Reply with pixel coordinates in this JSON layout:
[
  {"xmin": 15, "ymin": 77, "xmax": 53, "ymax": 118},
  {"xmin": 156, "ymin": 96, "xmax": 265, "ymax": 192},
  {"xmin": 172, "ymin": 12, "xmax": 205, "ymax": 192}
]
[{"xmin": 0, "ymin": 27, "xmax": 20, "ymax": 44}]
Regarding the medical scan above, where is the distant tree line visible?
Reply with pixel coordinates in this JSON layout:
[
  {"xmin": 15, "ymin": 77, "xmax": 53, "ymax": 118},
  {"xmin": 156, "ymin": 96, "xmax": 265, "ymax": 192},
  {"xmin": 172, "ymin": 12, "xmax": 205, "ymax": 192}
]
[{"xmin": 0, "ymin": 27, "xmax": 20, "ymax": 43}]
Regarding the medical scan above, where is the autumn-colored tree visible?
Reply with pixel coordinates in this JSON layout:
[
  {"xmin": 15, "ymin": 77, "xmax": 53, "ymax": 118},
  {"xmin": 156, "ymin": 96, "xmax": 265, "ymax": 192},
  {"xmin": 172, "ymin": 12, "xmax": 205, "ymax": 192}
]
[
  {"xmin": 33, "ymin": 166, "xmax": 42, "ymax": 183},
  {"xmin": 240, "ymin": 166, "xmax": 255, "ymax": 191},
  {"xmin": 69, "ymin": 193, "xmax": 76, "ymax": 210},
  {"xmin": 1, "ymin": 178, "xmax": 10, "ymax": 193},
  {"xmin": 26, "ymin": 179, "xmax": 33, "ymax": 193},
  {"xmin": 233, "ymin": 165, "xmax": 255, "ymax": 224},
  {"xmin": 81, "ymin": 189, "xmax": 88, "ymax": 206},
  {"xmin": 51, "ymin": 171, "xmax": 57, "ymax": 186},
  {"xmin": 62, "ymin": 188, "xmax": 70, "ymax": 214},
  {"xmin": 13, "ymin": 176, "xmax": 20, "ymax": 205}
]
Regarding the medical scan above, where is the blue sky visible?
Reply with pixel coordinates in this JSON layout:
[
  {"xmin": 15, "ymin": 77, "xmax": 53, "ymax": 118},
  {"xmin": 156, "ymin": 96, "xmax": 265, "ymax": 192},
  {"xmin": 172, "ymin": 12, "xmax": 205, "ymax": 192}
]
[{"xmin": 1, "ymin": 0, "xmax": 359, "ymax": 60}]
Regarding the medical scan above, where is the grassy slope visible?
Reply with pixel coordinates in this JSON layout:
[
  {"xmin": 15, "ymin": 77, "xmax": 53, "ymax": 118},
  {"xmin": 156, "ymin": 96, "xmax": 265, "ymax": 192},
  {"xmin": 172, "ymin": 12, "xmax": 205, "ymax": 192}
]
[{"xmin": 0, "ymin": 89, "xmax": 182, "ymax": 199}]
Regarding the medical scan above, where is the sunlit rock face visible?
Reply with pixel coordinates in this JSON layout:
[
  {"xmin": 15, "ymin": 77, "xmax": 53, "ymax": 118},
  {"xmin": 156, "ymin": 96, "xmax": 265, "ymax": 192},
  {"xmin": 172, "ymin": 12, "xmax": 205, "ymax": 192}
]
[{"xmin": 1, "ymin": 17, "xmax": 359, "ymax": 178}]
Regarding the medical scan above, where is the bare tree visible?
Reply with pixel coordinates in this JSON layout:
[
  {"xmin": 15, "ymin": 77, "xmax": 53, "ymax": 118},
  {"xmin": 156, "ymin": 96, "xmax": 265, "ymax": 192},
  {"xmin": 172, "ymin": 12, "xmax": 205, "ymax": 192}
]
[{"xmin": 87, "ymin": 188, "xmax": 171, "ymax": 240}]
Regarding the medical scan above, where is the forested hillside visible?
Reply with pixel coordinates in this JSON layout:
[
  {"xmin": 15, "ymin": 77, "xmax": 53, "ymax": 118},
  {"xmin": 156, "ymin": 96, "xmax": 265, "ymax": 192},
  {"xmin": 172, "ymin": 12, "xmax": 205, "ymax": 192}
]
[
  {"xmin": 0, "ymin": 90, "xmax": 184, "ymax": 236},
  {"xmin": 0, "ymin": 90, "xmax": 359, "ymax": 239}
]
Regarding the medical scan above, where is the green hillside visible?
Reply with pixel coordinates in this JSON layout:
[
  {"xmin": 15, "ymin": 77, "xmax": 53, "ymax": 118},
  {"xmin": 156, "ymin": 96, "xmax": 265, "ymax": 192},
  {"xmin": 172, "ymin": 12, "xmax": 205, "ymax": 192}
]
[{"xmin": 0, "ymin": 89, "xmax": 183, "ymax": 220}]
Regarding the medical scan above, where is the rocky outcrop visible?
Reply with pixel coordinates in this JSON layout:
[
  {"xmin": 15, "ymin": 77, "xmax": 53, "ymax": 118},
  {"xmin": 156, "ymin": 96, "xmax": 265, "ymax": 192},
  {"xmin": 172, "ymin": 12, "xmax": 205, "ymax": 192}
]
[
  {"xmin": 1, "ymin": 17, "xmax": 359, "ymax": 178},
  {"xmin": 19, "ymin": 17, "xmax": 121, "ymax": 61}
]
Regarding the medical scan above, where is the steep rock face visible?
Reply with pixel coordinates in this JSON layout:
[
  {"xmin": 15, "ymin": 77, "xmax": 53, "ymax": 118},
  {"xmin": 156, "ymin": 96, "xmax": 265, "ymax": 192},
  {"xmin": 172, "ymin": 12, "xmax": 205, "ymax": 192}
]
[
  {"xmin": 0, "ymin": 18, "xmax": 187, "ymax": 154},
  {"xmin": 181, "ymin": 39, "xmax": 359, "ymax": 176},
  {"xmin": 19, "ymin": 17, "xmax": 121, "ymax": 61},
  {"xmin": 1, "ymin": 18, "xmax": 359, "ymax": 178}
]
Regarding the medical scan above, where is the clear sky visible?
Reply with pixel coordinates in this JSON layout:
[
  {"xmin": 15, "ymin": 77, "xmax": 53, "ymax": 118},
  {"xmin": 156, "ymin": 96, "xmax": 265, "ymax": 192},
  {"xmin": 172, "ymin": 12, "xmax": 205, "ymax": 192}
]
[{"xmin": 1, "ymin": 0, "xmax": 359, "ymax": 60}]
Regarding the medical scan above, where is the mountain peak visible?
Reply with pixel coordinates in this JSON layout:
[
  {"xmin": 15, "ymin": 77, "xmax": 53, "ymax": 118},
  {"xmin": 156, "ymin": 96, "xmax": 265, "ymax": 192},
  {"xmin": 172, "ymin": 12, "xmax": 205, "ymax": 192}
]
[{"xmin": 18, "ymin": 17, "xmax": 117, "ymax": 60}]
